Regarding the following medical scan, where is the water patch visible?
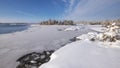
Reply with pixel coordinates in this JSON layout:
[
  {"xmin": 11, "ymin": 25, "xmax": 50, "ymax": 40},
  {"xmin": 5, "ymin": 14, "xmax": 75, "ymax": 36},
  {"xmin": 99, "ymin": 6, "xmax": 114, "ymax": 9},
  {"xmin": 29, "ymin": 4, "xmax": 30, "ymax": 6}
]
[{"xmin": 0, "ymin": 24, "xmax": 29, "ymax": 34}]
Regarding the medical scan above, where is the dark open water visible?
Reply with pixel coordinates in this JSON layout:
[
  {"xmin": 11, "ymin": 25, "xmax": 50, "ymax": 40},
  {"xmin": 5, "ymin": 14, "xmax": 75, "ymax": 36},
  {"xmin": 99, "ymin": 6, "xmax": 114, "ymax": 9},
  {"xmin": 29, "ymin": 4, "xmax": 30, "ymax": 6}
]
[{"xmin": 0, "ymin": 24, "xmax": 29, "ymax": 34}]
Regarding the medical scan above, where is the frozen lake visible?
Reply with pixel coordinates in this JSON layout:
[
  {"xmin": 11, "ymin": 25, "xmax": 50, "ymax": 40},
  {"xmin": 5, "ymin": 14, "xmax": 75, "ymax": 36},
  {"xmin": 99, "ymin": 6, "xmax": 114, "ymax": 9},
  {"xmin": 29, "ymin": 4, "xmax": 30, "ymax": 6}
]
[{"xmin": 0, "ymin": 25, "xmax": 93, "ymax": 68}]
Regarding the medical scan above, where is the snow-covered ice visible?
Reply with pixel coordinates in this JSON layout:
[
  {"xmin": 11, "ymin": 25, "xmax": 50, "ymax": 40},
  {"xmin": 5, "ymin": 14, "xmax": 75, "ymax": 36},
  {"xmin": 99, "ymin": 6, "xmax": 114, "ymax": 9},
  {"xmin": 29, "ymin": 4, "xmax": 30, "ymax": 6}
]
[
  {"xmin": 0, "ymin": 25, "xmax": 92, "ymax": 68},
  {"xmin": 87, "ymin": 25, "xmax": 105, "ymax": 32}
]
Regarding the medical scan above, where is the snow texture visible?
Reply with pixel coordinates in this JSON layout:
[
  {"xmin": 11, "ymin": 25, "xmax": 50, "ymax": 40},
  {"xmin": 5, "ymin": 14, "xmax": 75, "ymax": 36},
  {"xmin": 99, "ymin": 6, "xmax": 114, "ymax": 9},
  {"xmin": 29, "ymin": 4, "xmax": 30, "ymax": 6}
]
[{"xmin": 39, "ymin": 40, "xmax": 120, "ymax": 68}]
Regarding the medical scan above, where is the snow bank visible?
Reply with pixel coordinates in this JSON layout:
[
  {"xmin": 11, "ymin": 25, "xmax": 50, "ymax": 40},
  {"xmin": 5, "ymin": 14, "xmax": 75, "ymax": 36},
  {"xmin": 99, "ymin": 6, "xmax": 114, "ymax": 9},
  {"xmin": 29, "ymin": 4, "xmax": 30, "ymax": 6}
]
[
  {"xmin": 39, "ymin": 40, "xmax": 120, "ymax": 68},
  {"xmin": 76, "ymin": 32, "xmax": 120, "ymax": 48}
]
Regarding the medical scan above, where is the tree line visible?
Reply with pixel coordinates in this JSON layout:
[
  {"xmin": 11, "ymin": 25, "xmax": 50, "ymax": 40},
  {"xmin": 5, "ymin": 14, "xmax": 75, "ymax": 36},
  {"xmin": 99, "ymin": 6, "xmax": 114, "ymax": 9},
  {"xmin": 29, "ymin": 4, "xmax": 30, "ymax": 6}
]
[{"xmin": 40, "ymin": 19, "xmax": 74, "ymax": 25}]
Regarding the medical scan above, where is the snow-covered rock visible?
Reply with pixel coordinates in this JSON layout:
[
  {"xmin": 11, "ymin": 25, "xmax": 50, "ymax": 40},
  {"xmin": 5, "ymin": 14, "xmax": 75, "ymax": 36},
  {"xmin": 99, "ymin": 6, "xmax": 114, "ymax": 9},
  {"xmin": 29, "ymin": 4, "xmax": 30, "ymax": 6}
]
[
  {"xmin": 77, "ymin": 23, "xmax": 120, "ymax": 42},
  {"xmin": 64, "ymin": 26, "xmax": 80, "ymax": 31},
  {"xmin": 76, "ymin": 32, "xmax": 98, "ymax": 40}
]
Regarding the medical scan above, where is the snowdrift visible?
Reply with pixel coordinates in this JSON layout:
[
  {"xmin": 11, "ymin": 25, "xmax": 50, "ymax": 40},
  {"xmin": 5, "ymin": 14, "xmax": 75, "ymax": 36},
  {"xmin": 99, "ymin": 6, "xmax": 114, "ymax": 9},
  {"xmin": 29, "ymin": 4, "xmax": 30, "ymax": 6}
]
[{"xmin": 39, "ymin": 40, "xmax": 120, "ymax": 68}]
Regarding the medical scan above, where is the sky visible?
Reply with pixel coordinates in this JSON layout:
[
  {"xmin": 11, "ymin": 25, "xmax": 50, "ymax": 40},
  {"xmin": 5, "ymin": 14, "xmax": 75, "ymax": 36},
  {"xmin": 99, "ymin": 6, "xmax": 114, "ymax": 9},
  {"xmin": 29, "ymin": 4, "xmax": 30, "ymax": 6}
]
[{"xmin": 0, "ymin": 0, "xmax": 120, "ymax": 23}]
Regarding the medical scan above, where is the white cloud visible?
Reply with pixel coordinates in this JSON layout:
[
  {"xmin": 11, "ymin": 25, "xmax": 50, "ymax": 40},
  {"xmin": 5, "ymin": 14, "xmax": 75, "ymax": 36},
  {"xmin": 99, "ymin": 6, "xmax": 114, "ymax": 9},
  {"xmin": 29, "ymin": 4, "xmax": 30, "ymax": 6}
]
[
  {"xmin": 68, "ymin": 0, "xmax": 76, "ymax": 12},
  {"xmin": 64, "ymin": 0, "xmax": 120, "ymax": 21},
  {"xmin": 64, "ymin": 0, "xmax": 76, "ymax": 13}
]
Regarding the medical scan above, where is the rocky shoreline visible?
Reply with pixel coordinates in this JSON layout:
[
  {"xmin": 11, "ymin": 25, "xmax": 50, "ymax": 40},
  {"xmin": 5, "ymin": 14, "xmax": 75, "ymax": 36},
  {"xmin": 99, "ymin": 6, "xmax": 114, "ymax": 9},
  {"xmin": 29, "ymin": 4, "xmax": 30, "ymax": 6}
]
[{"xmin": 16, "ymin": 50, "xmax": 54, "ymax": 68}]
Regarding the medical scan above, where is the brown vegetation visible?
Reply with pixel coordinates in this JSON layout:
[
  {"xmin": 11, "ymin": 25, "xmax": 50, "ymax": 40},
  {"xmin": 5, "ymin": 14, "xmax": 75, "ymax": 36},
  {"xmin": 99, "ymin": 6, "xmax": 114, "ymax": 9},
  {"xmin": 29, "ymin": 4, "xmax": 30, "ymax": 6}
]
[{"xmin": 75, "ymin": 19, "xmax": 120, "ymax": 26}]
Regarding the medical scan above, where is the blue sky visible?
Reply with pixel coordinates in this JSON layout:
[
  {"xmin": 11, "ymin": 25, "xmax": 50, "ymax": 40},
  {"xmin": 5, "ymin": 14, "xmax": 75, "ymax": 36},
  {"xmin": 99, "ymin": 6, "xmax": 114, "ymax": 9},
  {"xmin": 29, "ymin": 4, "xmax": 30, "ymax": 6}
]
[{"xmin": 0, "ymin": 0, "xmax": 120, "ymax": 23}]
